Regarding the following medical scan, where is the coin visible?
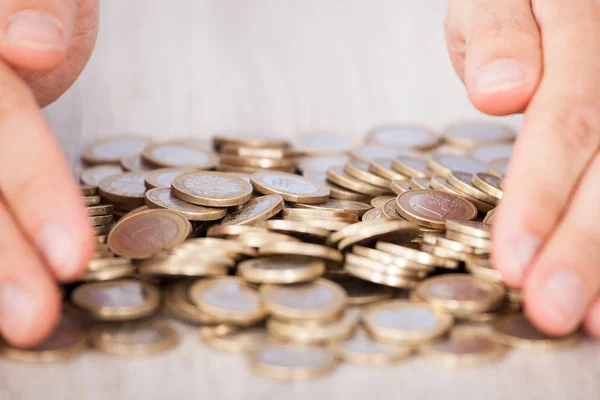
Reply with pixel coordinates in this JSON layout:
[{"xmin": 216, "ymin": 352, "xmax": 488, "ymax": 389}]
[
  {"xmin": 144, "ymin": 167, "xmax": 198, "ymax": 189},
  {"xmin": 491, "ymin": 314, "xmax": 580, "ymax": 350},
  {"xmin": 326, "ymin": 181, "xmax": 372, "ymax": 202},
  {"xmin": 362, "ymin": 300, "xmax": 453, "ymax": 345},
  {"xmin": 84, "ymin": 195, "xmax": 101, "ymax": 206},
  {"xmin": 237, "ymin": 257, "xmax": 325, "ymax": 284},
  {"xmin": 0, "ymin": 319, "xmax": 86, "ymax": 362},
  {"xmin": 299, "ymin": 219, "xmax": 352, "ymax": 231},
  {"xmin": 297, "ymin": 155, "xmax": 349, "ymax": 173},
  {"xmin": 292, "ymin": 132, "xmax": 360, "ymax": 155},
  {"xmin": 471, "ymin": 173, "xmax": 503, "ymax": 200},
  {"xmin": 488, "ymin": 157, "xmax": 509, "ymax": 178},
  {"xmin": 371, "ymin": 196, "xmax": 395, "ymax": 209},
  {"xmin": 414, "ymin": 274, "xmax": 505, "ymax": 314},
  {"xmin": 259, "ymin": 242, "xmax": 343, "ymax": 265},
  {"xmin": 445, "ymin": 230, "xmax": 491, "ymax": 250},
  {"xmin": 82, "ymin": 136, "xmax": 152, "ymax": 165},
  {"xmin": 328, "ymin": 220, "xmax": 389, "ymax": 245},
  {"xmin": 345, "ymin": 254, "xmax": 424, "ymax": 278},
  {"xmin": 250, "ymin": 344, "xmax": 337, "ymax": 381},
  {"xmin": 349, "ymin": 145, "xmax": 416, "ymax": 163},
  {"xmin": 237, "ymin": 231, "xmax": 300, "ymax": 248},
  {"xmin": 120, "ymin": 154, "xmax": 155, "ymax": 172},
  {"xmin": 429, "ymin": 175, "xmax": 494, "ymax": 213},
  {"xmin": 409, "ymin": 177, "xmax": 430, "ymax": 190},
  {"xmin": 189, "ymin": 277, "xmax": 266, "ymax": 324},
  {"xmin": 144, "ymin": 188, "xmax": 226, "ymax": 221},
  {"xmin": 90, "ymin": 214, "xmax": 114, "ymax": 226},
  {"xmin": 71, "ymin": 279, "xmax": 161, "ymax": 321},
  {"xmin": 366, "ymin": 125, "xmax": 440, "ymax": 150},
  {"xmin": 447, "ymin": 171, "xmax": 498, "ymax": 205},
  {"xmin": 81, "ymin": 165, "xmax": 123, "ymax": 187},
  {"xmin": 337, "ymin": 220, "xmax": 420, "ymax": 252},
  {"xmin": 260, "ymin": 220, "xmax": 330, "ymax": 241},
  {"xmin": 375, "ymin": 242, "xmax": 455, "ymax": 268},
  {"xmin": 220, "ymin": 145, "xmax": 294, "ymax": 159},
  {"xmin": 216, "ymin": 163, "xmax": 295, "ymax": 174},
  {"xmin": 344, "ymin": 161, "xmax": 392, "ymax": 189},
  {"xmin": 382, "ymin": 198, "xmax": 403, "ymax": 220},
  {"xmin": 446, "ymin": 219, "xmax": 491, "ymax": 238},
  {"xmin": 206, "ymin": 224, "xmax": 269, "ymax": 238},
  {"xmin": 99, "ymin": 172, "xmax": 148, "ymax": 205},
  {"xmin": 172, "ymin": 171, "xmax": 254, "ymax": 207},
  {"xmin": 282, "ymin": 208, "xmax": 358, "ymax": 221},
  {"xmin": 465, "ymin": 256, "xmax": 502, "ymax": 283},
  {"xmin": 260, "ymin": 279, "xmax": 347, "ymax": 321},
  {"xmin": 93, "ymin": 225, "xmax": 109, "ymax": 235},
  {"xmin": 268, "ymin": 308, "xmax": 360, "ymax": 345},
  {"xmin": 352, "ymin": 246, "xmax": 434, "ymax": 273},
  {"xmin": 362, "ymin": 207, "xmax": 385, "ymax": 221},
  {"xmin": 142, "ymin": 142, "xmax": 218, "ymax": 169},
  {"xmin": 420, "ymin": 243, "xmax": 466, "ymax": 263},
  {"xmin": 137, "ymin": 252, "xmax": 229, "ymax": 277},
  {"xmin": 328, "ymin": 276, "xmax": 396, "ymax": 305},
  {"xmin": 395, "ymin": 190, "xmax": 478, "ymax": 229},
  {"xmin": 89, "ymin": 320, "xmax": 178, "ymax": 356},
  {"xmin": 427, "ymin": 155, "xmax": 487, "ymax": 178},
  {"xmin": 213, "ymin": 134, "xmax": 289, "ymax": 149},
  {"xmin": 79, "ymin": 265, "xmax": 136, "ymax": 282},
  {"xmin": 107, "ymin": 209, "xmax": 192, "ymax": 259},
  {"xmin": 185, "ymin": 237, "xmax": 257, "ymax": 257},
  {"xmin": 392, "ymin": 157, "xmax": 431, "ymax": 178},
  {"xmin": 483, "ymin": 207, "xmax": 498, "ymax": 225},
  {"xmin": 443, "ymin": 122, "xmax": 515, "ymax": 148},
  {"xmin": 327, "ymin": 166, "xmax": 392, "ymax": 197},
  {"xmin": 202, "ymin": 325, "xmax": 268, "ymax": 353},
  {"xmin": 390, "ymin": 179, "xmax": 411, "ymax": 195},
  {"xmin": 421, "ymin": 327, "xmax": 506, "ymax": 367},
  {"xmin": 368, "ymin": 158, "xmax": 409, "ymax": 181},
  {"xmin": 87, "ymin": 204, "xmax": 115, "ymax": 216},
  {"xmin": 220, "ymin": 154, "xmax": 296, "ymax": 169},
  {"xmin": 294, "ymin": 199, "xmax": 372, "ymax": 217},
  {"xmin": 344, "ymin": 263, "xmax": 419, "ymax": 289},
  {"xmin": 250, "ymin": 171, "xmax": 330, "ymax": 204},
  {"xmin": 96, "ymin": 235, "xmax": 107, "ymax": 244},
  {"xmin": 220, "ymin": 194, "xmax": 284, "ymax": 225},
  {"xmin": 332, "ymin": 328, "xmax": 412, "ymax": 366}
]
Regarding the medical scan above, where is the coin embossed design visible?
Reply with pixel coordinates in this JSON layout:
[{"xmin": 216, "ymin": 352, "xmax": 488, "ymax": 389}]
[
  {"xmin": 108, "ymin": 209, "xmax": 192, "ymax": 259},
  {"xmin": 396, "ymin": 190, "xmax": 478, "ymax": 229},
  {"xmin": 251, "ymin": 171, "xmax": 330, "ymax": 203},
  {"xmin": 172, "ymin": 171, "xmax": 254, "ymax": 207},
  {"xmin": 221, "ymin": 195, "xmax": 284, "ymax": 225},
  {"xmin": 145, "ymin": 188, "xmax": 226, "ymax": 221}
]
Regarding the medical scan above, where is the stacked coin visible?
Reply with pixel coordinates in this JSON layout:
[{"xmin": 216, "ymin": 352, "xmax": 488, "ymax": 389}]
[{"xmin": 213, "ymin": 135, "xmax": 298, "ymax": 173}]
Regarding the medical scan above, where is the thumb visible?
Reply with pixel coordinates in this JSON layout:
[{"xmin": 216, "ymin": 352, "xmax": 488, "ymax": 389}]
[{"xmin": 0, "ymin": 0, "xmax": 76, "ymax": 71}]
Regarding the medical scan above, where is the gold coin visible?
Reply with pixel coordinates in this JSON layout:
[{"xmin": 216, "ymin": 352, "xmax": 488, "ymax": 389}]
[
  {"xmin": 250, "ymin": 171, "xmax": 330, "ymax": 204},
  {"xmin": 352, "ymin": 246, "xmax": 434, "ymax": 273},
  {"xmin": 220, "ymin": 194, "xmax": 284, "ymax": 225},
  {"xmin": 447, "ymin": 171, "xmax": 498, "ymax": 205},
  {"xmin": 421, "ymin": 327, "xmax": 506, "ymax": 367},
  {"xmin": 202, "ymin": 325, "xmax": 268, "ymax": 353},
  {"xmin": 82, "ymin": 136, "xmax": 152, "ymax": 165},
  {"xmin": 144, "ymin": 167, "xmax": 197, "ymax": 189},
  {"xmin": 268, "ymin": 308, "xmax": 360, "ymax": 345},
  {"xmin": 137, "ymin": 253, "xmax": 229, "ymax": 277},
  {"xmin": 84, "ymin": 195, "xmax": 101, "ymax": 206},
  {"xmin": 86, "ymin": 257, "xmax": 131, "ymax": 272},
  {"xmin": 87, "ymin": 204, "xmax": 114, "ymax": 216},
  {"xmin": 260, "ymin": 279, "xmax": 347, "ymax": 320},
  {"xmin": 362, "ymin": 300, "xmax": 453, "ymax": 345},
  {"xmin": 0, "ymin": 319, "xmax": 86, "ymax": 363},
  {"xmin": 443, "ymin": 122, "xmax": 515, "ymax": 149},
  {"xmin": 414, "ymin": 274, "xmax": 505, "ymax": 314},
  {"xmin": 172, "ymin": 171, "xmax": 253, "ymax": 207},
  {"xmin": 189, "ymin": 277, "xmax": 266, "ymax": 324},
  {"xmin": 99, "ymin": 172, "xmax": 149, "ymax": 205},
  {"xmin": 259, "ymin": 242, "xmax": 343, "ymax": 265},
  {"xmin": 433, "ymin": 236, "xmax": 475, "ymax": 254},
  {"xmin": 144, "ymin": 188, "xmax": 226, "ymax": 221},
  {"xmin": 142, "ymin": 142, "xmax": 218, "ymax": 169},
  {"xmin": 206, "ymin": 224, "xmax": 268, "ymax": 238},
  {"xmin": 213, "ymin": 134, "xmax": 289, "ymax": 149},
  {"xmin": 220, "ymin": 145, "xmax": 294, "ymax": 159},
  {"xmin": 93, "ymin": 225, "xmax": 109, "ymax": 235},
  {"xmin": 81, "ymin": 165, "xmax": 123, "ymax": 187},
  {"xmin": 382, "ymin": 198, "xmax": 403, "ymax": 220},
  {"xmin": 297, "ymin": 155, "xmax": 349, "ymax": 173},
  {"xmin": 294, "ymin": 199, "xmax": 372, "ymax": 217},
  {"xmin": 120, "ymin": 154, "xmax": 154, "ymax": 172},
  {"xmin": 90, "ymin": 214, "xmax": 114, "ymax": 226},
  {"xmin": 71, "ymin": 279, "xmax": 161, "ymax": 321},
  {"xmin": 375, "ymin": 242, "xmax": 453, "ymax": 268},
  {"xmin": 237, "ymin": 231, "xmax": 300, "ymax": 249},
  {"xmin": 327, "ymin": 220, "xmax": 389, "ymax": 245},
  {"xmin": 215, "ymin": 163, "xmax": 295, "ymax": 174},
  {"xmin": 366, "ymin": 124, "xmax": 440, "ymax": 150},
  {"xmin": 419, "ymin": 243, "xmax": 466, "ymax": 263},
  {"xmin": 395, "ymin": 189, "xmax": 478, "ymax": 229},
  {"xmin": 445, "ymin": 230, "xmax": 491, "ymax": 250},
  {"xmin": 344, "ymin": 263, "xmax": 419, "ymax": 289},
  {"xmin": 465, "ymin": 256, "xmax": 502, "ymax": 283},
  {"xmin": 237, "ymin": 257, "xmax": 325, "ymax": 284},
  {"xmin": 371, "ymin": 196, "xmax": 395, "ymax": 209},
  {"xmin": 282, "ymin": 208, "xmax": 358, "ymax": 221},
  {"xmin": 392, "ymin": 157, "xmax": 431, "ymax": 178},
  {"xmin": 344, "ymin": 161, "xmax": 392, "ymax": 189},
  {"xmin": 326, "ymin": 181, "xmax": 372, "ymax": 202},
  {"xmin": 369, "ymin": 158, "xmax": 409, "ymax": 181},
  {"xmin": 79, "ymin": 265, "xmax": 136, "ymax": 282},
  {"xmin": 327, "ymin": 166, "xmax": 392, "ymax": 196},
  {"xmin": 260, "ymin": 220, "xmax": 330, "ymax": 241},
  {"xmin": 362, "ymin": 207, "xmax": 385, "ymax": 221},
  {"xmin": 299, "ymin": 219, "xmax": 352, "ymax": 231},
  {"xmin": 427, "ymin": 155, "xmax": 487, "ymax": 178},
  {"xmin": 409, "ymin": 177, "xmax": 431, "ymax": 190},
  {"xmin": 337, "ymin": 220, "xmax": 420, "ymax": 252},
  {"xmin": 488, "ymin": 157, "xmax": 509, "ymax": 178},
  {"xmin": 250, "ymin": 344, "xmax": 337, "ymax": 381},
  {"xmin": 349, "ymin": 145, "xmax": 417, "ymax": 163},
  {"xmin": 491, "ymin": 314, "xmax": 580, "ymax": 350},
  {"xmin": 220, "ymin": 154, "xmax": 296, "ymax": 169},
  {"xmin": 472, "ymin": 172, "xmax": 503, "ymax": 200},
  {"xmin": 164, "ymin": 281, "xmax": 221, "ymax": 324},
  {"xmin": 332, "ymin": 328, "xmax": 412, "ymax": 366},
  {"xmin": 483, "ymin": 207, "xmax": 498, "ymax": 225},
  {"xmin": 345, "ymin": 254, "xmax": 425, "ymax": 278},
  {"xmin": 446, "ymin": 219, "xmax": 491, "ymax": 239},
  {"xmin": 185, "ymin": 237, "xmax": 257, "ymax": 257},
  {"xmin": 430, "ymin": 176, "xmax": 494, "ymax": 213},
  {"xmin": 327, "ymin": 276, "xmax": 395, "ymax": 305},
  {"xmin": 89, "ymin": 320, "xmax": 178, "ymax": 356},
  {"xmin": 80, "ymin": 185, "xmax": 98, "ymax": 196},
  {"xmin": 390, "ymin": 179, "xmax": 411, "ymax": 195}
]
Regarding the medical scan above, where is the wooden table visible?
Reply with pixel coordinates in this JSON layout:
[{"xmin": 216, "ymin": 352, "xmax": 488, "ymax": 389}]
[{"xmin": 3, "ymin": 1, "xmax": 597, "ymax": 399}]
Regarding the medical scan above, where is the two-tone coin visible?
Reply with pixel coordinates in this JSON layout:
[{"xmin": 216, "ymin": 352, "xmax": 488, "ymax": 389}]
[
  {"xmin": 142, "ymin": 142, "xmax": 218, "ymax": 169},
  {"xmin": 220, "ymin": 194, "xmax": 284, "ymax": 225},
  {"xmin": 251, "ymin": 171, "xmax": 330, "ymax": 204},
  {"xmin": 395, "ymin": 190, "xmax": 478, "ymax": 229},
  {"xmin": 172, "ymin": 171, "xmax": 253, "ymax": 207},
  {"xmin": 82, "ymin": 136, "xmax": 152, "ymax": 165}
]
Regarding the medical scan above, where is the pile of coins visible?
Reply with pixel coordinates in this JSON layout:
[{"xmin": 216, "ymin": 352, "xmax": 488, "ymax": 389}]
[{"xmin": 0, "ymin": 124, "xmax": 582, "ymax": 379}]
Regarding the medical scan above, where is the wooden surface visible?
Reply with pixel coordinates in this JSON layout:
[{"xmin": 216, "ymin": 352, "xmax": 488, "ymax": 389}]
[{"xmin": 2, "ymin": 1, "xmax": 596, "ymax": 399}]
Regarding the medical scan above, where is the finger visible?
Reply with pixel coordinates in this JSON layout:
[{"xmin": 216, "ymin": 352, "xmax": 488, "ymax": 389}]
[
  {"xmin": 446, "ymin": 0, "xmax": 542, "ymax": 115},
  {"xmin": 523, "ymin": 153, "xmax": 600, "ymax": 335},
  {"xmin": 0, "ymin": 60, "xmax": 95, "ymax": 281},
  {"xmin": 584, "ymin": 297, "xmax": 600, "ymax": 339},
  {"xmin": 492, "ymin": 0, "xmax": 600, "ymax": 287},
  {"xmin": 0, "ymin": 0, "xmax": 77, "ymax": 71},
  {"xmin": 0, "ymin": 197, "xmax": 61, "ymax": 347}
]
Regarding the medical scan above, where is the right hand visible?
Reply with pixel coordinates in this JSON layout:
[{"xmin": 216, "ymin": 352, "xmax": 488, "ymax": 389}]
[{"xmin": 0, "ymin": 0, "xmax": 98, "ymax": 347}]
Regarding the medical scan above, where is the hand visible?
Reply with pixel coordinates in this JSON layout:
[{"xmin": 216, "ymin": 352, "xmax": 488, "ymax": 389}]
[
  {"xmin": 0, "ymin": 0, "xmax": 98, "ymax": 347},
  {"xmin": 446, "ymin": 0, "xmax": 600, "ymax": 337}
]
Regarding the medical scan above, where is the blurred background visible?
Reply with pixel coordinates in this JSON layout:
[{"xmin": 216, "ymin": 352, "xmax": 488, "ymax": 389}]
[{"xmin": 44, "ymin": 0, "xmax": 522, "ymax": 169}]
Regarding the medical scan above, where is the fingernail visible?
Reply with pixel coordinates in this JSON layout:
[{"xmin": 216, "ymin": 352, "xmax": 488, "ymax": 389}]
[
  {"xmin": 503, "ymin": 233, "xmax": 541, "ymax": 282},
  {"xmin": 0, "ymin": 282, "xmax": 41, "ymax": 341},
  {"xmin": 6, "ymin": 10, "xmax": 63, "ymax": 49},
  {"xmin": 475, "ymin": 58, "xmax": 528, "ymax": 93},
  {"xmin": 37, "ymin": 222, "xmax": 80, "ymax": 278},
  {"xmin": 540, "ymin": 269, "xmax": 586, "ymax": 327}
]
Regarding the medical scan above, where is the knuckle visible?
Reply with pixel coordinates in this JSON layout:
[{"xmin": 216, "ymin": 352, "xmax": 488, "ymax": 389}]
[
  {"xmin": 549, "ymin": 100, "xmax": 600, "ymax": 153},
  {"xmin": 475, "ymin": 15, "xmax": 539, "ymax": 44}
]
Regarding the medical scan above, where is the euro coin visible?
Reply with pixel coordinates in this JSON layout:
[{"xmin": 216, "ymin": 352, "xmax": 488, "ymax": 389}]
[
  {"xmin": 81, "ymin": 164, "xmax": 123, "ymax": 187},
  {"xmin": 332, "ymin": 328, "xmax": 412, "ymax": 366},
  {"xmin": 172, "ymin": 171, "xmax": 253, "ymax": 207},
  {"xmin": 82, "ymin": 135, "xmax": 152, "ymax": 165},
  {"xmin": 251, "ymin": 171, "xmax": 330, "ymax": 204},
  {"xmin": 144, "ymin": 167, "xmax": 197, "ymax": 189},
  {"xmin": 142, "ymin": 142, "xmax": 218, "ymax": 169},
  {"xmin": 443, "ymin": 122, "xmax": 515, "ymax": 148},
  {"xmin": 99, "ymin": 172, "xmax": 149, "ymax": 205},
  {"xmin": 426, "ymin": 155, "xmax": 487, "ymax": 178},
  {"xmin": 145, "ymin": 188, "xmax": 227, "ymax": 221},
  {"xmin": 395, "ymin": 190, "xmax": 478, "ymax": 229},
  {"xmin": 220, "ymin": 194, "xmax": 284, "ymax": 225},
  {"xmin": 366, "ymin": 124, "xmax": 440, "ymax": 150},
  {"xmin": 237, "ymin": 257, "xmax": 325, "ymax": 284},
  {"xmin": 250, "ymin": 344, "xmax": 337, "ymax": 381},
  {"xmin": 89, "ymin": 320, "xmax": 178, "ymax": 356},
  {"xmin": 491, "ymin": 314, "xmax": 580, "ymax": 350}
]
